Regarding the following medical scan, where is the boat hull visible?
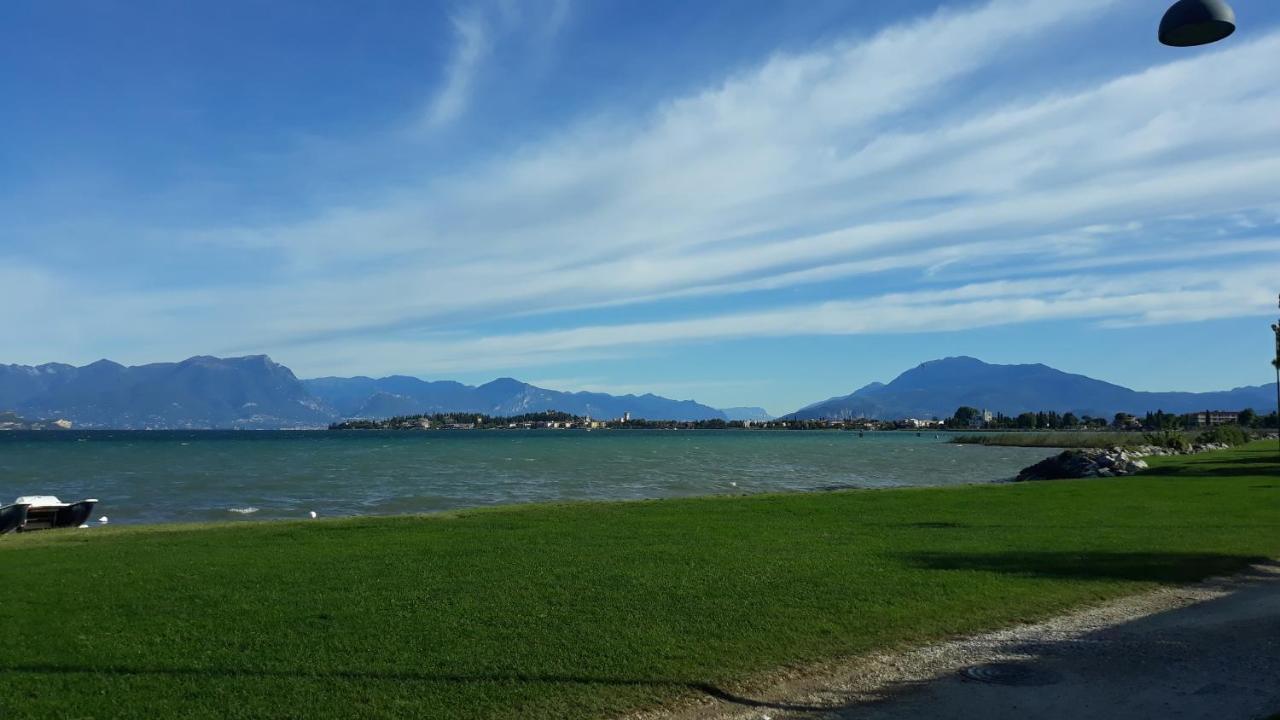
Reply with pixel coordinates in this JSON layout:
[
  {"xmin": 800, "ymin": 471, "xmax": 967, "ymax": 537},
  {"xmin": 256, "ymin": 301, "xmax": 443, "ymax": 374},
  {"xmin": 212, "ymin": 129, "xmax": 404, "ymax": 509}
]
[
  {"xmin": 17, "ymin": 500, "xmax": 97, "ymax": 532},
  {"xmin": 55, "ymin": 500, "xmax": 97, "ymax": 528},
  {"xmin": 0, "ymin": 503, "xmax": 29, "ymax": 535}
]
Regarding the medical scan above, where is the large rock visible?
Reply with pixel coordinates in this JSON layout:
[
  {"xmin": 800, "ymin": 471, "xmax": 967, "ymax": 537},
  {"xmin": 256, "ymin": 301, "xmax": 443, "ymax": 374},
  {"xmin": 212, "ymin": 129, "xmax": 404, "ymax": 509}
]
[{"xmin": 1016, "ymin": 448, "xmax": 1148, "ymax": 481}]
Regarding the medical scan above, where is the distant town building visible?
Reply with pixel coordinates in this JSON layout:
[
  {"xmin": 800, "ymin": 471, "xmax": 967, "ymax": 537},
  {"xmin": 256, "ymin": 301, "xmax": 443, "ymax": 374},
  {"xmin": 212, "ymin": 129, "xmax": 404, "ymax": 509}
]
[
  {"xmin": 1185, "ymin": 410, "xmax": 1241, "ymax": 427},
  {"xmin": 622, "ymin": 411, "xmax": 632, "ymax": 422}
]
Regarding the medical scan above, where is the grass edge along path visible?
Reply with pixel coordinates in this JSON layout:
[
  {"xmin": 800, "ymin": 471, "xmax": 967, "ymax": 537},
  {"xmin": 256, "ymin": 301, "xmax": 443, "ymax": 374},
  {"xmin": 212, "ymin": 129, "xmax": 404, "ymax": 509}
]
[{"xmin": 1, "ymin": 442, "xmax": 1278, "ymax": 719}]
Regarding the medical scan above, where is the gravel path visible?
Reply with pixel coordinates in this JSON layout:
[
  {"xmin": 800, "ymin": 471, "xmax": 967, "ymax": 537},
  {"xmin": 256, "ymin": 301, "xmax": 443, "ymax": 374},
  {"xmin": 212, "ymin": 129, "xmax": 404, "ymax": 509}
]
[{"xmin": 634, "ymin": 562, "xmax": 1280, "ymax": 720}]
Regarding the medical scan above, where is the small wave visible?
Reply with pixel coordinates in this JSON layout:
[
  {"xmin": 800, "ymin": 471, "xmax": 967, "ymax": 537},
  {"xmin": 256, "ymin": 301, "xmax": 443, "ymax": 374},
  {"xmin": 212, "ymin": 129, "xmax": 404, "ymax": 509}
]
[{"xmin": 228, "ymin": 507, "xmax": 260, "ymax": 515}]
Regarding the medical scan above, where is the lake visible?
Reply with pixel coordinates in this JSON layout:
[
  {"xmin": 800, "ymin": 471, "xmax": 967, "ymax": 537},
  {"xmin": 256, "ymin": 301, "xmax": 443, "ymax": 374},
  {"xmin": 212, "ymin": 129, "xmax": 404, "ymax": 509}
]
[{"xmin": 0, "ymin": 430, "xmax": 1055, "ymax": 525}]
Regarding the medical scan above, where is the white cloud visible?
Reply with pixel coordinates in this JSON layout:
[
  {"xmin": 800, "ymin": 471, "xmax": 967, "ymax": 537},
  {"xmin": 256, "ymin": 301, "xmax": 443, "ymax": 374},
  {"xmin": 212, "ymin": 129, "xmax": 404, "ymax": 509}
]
[
  {"xmin": 261, "ymin": 261, "xmax": 1280, "ymax": 378},
  {"xmin": 420, "ymin": 13, "xmax": 491, "ymax": 129}
]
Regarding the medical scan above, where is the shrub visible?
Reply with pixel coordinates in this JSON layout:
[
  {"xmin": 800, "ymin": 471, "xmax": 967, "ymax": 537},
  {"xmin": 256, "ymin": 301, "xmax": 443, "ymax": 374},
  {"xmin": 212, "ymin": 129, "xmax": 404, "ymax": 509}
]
[
  {"xmin": 1143, "ymin": 430, "xmax": 1190, "ymax": 452},
  {"xmin": 1194, "ymin": 424, "xmax": 1249, "ymax": 447}
]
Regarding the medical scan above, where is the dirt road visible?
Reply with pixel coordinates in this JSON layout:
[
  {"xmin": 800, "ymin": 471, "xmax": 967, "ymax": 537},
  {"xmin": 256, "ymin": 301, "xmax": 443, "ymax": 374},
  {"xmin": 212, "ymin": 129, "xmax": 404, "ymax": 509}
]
[{"xmin": 639, "ymin": 563, "xmax": 1280, "ymax": 720}]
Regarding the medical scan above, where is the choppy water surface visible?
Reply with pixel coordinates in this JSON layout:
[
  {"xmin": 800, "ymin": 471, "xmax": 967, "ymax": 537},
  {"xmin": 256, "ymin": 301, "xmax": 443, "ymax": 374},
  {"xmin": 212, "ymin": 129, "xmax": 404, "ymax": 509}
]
[{"xmin": 0, "ymin": 430, "xmax": 1054, "ymax": 525}]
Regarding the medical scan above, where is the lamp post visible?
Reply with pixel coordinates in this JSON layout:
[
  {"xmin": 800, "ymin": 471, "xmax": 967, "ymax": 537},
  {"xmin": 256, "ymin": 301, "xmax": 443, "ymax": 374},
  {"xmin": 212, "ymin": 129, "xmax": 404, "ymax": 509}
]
[
  {"xmin": 1272, "ymin": 294, "xmax": 1280, "ymax": 456},
  {"xmin": 1159, "ymin": 0, "xmax": 1236, "ymax": 46}
]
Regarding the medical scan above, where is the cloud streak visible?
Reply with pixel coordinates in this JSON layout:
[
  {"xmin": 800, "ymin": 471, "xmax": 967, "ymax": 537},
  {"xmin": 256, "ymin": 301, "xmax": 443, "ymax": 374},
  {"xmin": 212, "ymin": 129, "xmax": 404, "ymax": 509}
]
[{"xmin": 421, "ymin": 12, "xmax": 491, "ymax": 129}]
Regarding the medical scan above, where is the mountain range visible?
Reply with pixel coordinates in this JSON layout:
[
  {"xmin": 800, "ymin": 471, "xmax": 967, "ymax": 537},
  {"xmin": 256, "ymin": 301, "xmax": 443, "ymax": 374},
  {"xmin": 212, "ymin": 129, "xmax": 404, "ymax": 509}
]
[
  {"xmin": 0, "ymin": 356, "xmax": 332, "ymax": 429},
  {"xmin": 300, "ymin": 375, "xmax": 725, "ymax": 422},
  {"xmin": 0, "ymin": 356, "xmax": 727, "ymax": 428},
  {"xmin": 1, "ymin": 354, "xmax": 1273, "ymax": 429},
  {"xmin": 789, "ymin": 356, "xmax": 1277, "ymax": 421}
]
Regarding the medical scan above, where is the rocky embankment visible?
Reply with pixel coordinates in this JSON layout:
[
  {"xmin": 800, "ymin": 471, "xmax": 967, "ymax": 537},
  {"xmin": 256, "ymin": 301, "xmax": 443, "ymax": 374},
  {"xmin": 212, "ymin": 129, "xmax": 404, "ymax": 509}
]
[{"xmin": 1014, "ymin": 443, "xmax": 1236, "ymax": 481}]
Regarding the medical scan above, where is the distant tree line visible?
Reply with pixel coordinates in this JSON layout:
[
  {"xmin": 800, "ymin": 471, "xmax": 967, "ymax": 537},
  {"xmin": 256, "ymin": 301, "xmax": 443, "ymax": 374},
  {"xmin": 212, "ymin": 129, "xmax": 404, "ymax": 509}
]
[
  {"xmin": 945, "ymin": 406, "xmax": 1278, "ymax": 431},
  {"xmin": 331, "ymin": 411, "xmax": 579, "ymax": 430}
]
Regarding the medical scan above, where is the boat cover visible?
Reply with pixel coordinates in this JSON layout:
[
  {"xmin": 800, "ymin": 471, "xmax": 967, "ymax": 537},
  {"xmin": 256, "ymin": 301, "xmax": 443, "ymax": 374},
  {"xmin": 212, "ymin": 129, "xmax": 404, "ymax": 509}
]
[{"xmin": 14, "ymin": 496, "xmax": 67, "ymax": 507}]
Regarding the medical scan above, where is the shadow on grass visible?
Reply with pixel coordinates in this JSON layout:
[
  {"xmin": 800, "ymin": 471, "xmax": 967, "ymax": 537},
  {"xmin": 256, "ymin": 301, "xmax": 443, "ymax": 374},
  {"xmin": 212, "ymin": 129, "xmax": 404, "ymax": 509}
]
[
  {"xmin": 906, "ymin": 551, "xmax": 1266, "ymax": 584},
  {"xmin": 0, "ymin": 665, "xmax": 830, "ymax": 713}
]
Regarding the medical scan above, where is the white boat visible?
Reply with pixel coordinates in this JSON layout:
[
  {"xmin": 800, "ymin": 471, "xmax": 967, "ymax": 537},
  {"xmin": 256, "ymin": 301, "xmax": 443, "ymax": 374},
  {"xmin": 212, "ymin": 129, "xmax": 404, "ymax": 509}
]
[{"xmin": 7, "ymin": 496, "xmax": 98, "ymax": 532}]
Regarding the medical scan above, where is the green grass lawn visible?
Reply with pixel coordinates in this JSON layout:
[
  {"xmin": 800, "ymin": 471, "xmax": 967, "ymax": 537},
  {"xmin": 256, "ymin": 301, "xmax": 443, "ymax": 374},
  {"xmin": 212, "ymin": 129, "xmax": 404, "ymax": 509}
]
[{"xmin": 2, "ymin": 443, "xmax": 1278, "ymax": 719}]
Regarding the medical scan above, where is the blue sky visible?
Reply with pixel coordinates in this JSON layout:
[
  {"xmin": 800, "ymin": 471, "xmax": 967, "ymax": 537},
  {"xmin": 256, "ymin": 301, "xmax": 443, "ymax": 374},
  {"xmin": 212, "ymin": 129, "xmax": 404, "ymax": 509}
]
[{"xmin": 2, "ymin": 0, "xmax": 1279, "ymax": 415}]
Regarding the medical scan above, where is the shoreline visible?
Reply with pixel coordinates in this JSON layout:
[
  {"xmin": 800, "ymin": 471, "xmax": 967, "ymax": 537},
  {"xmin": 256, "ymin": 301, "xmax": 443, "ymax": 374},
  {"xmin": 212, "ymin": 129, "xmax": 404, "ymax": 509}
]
[
  {"xmin": 1, "ymin": 430, "xmax": 1050, "ymax": 528},
  {"xmin": 0, "ymin": 469, "xmax": 1038, "ymax": 537}
]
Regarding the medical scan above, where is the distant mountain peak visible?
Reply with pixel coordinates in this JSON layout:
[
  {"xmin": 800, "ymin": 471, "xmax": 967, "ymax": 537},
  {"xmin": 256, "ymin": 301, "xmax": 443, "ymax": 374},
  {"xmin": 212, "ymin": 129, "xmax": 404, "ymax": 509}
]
[
  {"xmin": 719, "ymin": 406, "xmax": 774, "ymax": 422},
  {"xmin": 480, "ymin": 377, "xmax": 529, "ymax": 390},
  {"xmin": 789, "ymin": 356, "xmax": 1276, "ymax": 420}
]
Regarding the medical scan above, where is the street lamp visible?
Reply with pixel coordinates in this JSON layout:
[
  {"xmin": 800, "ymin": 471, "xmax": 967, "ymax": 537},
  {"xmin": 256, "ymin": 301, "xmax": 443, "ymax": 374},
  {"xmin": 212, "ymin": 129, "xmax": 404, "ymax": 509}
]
[
  {"xmin": 1159, "ymin": 0, "xmax": 1236, "ymax": 46},
  {"xmin": 1272, "ymin": 294, "xmax": 1280, "ymax": 456}
]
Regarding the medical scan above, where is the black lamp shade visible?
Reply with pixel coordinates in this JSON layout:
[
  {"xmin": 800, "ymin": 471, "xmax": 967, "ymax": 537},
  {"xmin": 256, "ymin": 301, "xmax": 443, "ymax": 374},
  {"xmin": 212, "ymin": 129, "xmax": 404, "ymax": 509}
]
[{"xmin": 1159, "ymin": 0, "xmax": 1236, "ymax": 47}]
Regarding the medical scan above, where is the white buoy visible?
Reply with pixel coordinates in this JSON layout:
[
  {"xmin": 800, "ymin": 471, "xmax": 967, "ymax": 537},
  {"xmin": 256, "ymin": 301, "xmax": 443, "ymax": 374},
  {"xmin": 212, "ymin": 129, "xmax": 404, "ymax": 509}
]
[
  {"xmin": 309, "ymin": 511, "xmax": 317, "ymax": 519},
  {"xmin": 98, "ymin": 516, "xmax": 109, "ymax": 524},
  {"xmin": 729, "ymin": 481, "xmax": 737, "ymax": 487}
]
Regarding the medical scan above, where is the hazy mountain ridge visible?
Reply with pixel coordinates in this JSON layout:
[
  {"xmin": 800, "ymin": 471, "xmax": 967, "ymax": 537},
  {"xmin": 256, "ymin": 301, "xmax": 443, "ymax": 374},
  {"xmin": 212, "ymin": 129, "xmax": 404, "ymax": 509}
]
[
  {"xmin": 789, "ymin": 356, "xmax": 1277, "ymax": 420},
  {"xmin": 718, "ymin": 407, "xmax": 774, "ymax": 422},
  {"xmin": 4, "ymin": 354, "xmax": 1273, "ymax": 428},
  {"xmin": 301, "ymin": 376, "xmax": 727, "ymax": 422},
  {"xmin": 0, "ymin": 356, "xmax": 727, "ymax": 428},
  {"xmin": 0, "ymin": 355, "xmax": 330, "ymax": 429}
]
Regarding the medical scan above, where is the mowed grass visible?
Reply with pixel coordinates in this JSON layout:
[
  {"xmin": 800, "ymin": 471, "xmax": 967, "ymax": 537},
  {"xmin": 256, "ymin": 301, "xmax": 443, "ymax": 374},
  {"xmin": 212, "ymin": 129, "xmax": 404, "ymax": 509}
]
[{"xmin": 2, "ymin": 444, "xmax": 1278, "ymax": 719}]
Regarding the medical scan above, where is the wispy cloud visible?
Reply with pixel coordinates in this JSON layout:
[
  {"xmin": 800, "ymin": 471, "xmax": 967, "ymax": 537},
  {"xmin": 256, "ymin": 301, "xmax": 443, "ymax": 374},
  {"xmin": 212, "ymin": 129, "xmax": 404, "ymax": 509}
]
[
  {"xmin": 417, "ymin": 0, "xmax": 571, "ymax": 131},
  {"xmin": 420, "ymin": 12, "xmax": 491, "ymax": 130},
  {"xmin": 249, "ymin": 260, "xmax": 1278, "ymax": 378}
]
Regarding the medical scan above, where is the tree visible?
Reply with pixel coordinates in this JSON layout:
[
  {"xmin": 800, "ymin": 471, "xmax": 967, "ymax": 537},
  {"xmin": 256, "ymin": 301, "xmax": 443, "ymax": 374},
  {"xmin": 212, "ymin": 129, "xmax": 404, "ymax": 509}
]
[
  {"xmin": 1238, "ymin": 408, "xmax": 1257, "ymax": 428},
  {"xmin": 1015, "ymin": 412, "xmax": 1037, "ymax": 429},
  {"xmin": 949, "ymin": 406, "xmax": 981, "ymax": 428},
  {"xmin": 1061, "ymin": 412, "xmax": 1079, "ymax": 428}
]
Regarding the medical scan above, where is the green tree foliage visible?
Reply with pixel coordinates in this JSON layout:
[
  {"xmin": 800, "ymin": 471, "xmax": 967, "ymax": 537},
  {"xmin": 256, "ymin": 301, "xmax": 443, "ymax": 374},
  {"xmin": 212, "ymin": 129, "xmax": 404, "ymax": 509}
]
[
  {"xmin": 947, "ymin": 406, "xmax": 981, "ymax": 428},
  {"xmin": 1142, "ymin": 429, "xmax": 1190, "ymax": 452},
  {"xmin": 1112, "ymin": 412, "xmax": 1139, "ymax": 429},
  {"xmin": 1195, "ymin": 424, "xmax": 1249, "ymax": 447}
]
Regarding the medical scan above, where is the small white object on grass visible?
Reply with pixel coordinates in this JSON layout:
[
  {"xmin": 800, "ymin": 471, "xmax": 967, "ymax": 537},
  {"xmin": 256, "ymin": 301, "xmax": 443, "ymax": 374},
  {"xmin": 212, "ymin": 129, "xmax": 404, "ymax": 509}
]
[
  {"xmin": 98, "ymin": 516, "xmax": 109, "ymax": 524},
  {"xmin": 309, "ymin": 511, "xmax": 318, "ymax": 519},
  {"xmin": 78, "ymin": 524, "xmax": 90, "ymax": 529}
]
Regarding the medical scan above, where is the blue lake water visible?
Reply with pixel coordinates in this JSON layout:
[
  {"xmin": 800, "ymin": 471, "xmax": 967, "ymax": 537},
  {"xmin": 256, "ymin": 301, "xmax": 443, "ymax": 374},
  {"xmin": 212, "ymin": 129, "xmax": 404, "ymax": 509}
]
[{"xmin": 0, "ymin": 430, "xmax": 1055, "ymax": 525}]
